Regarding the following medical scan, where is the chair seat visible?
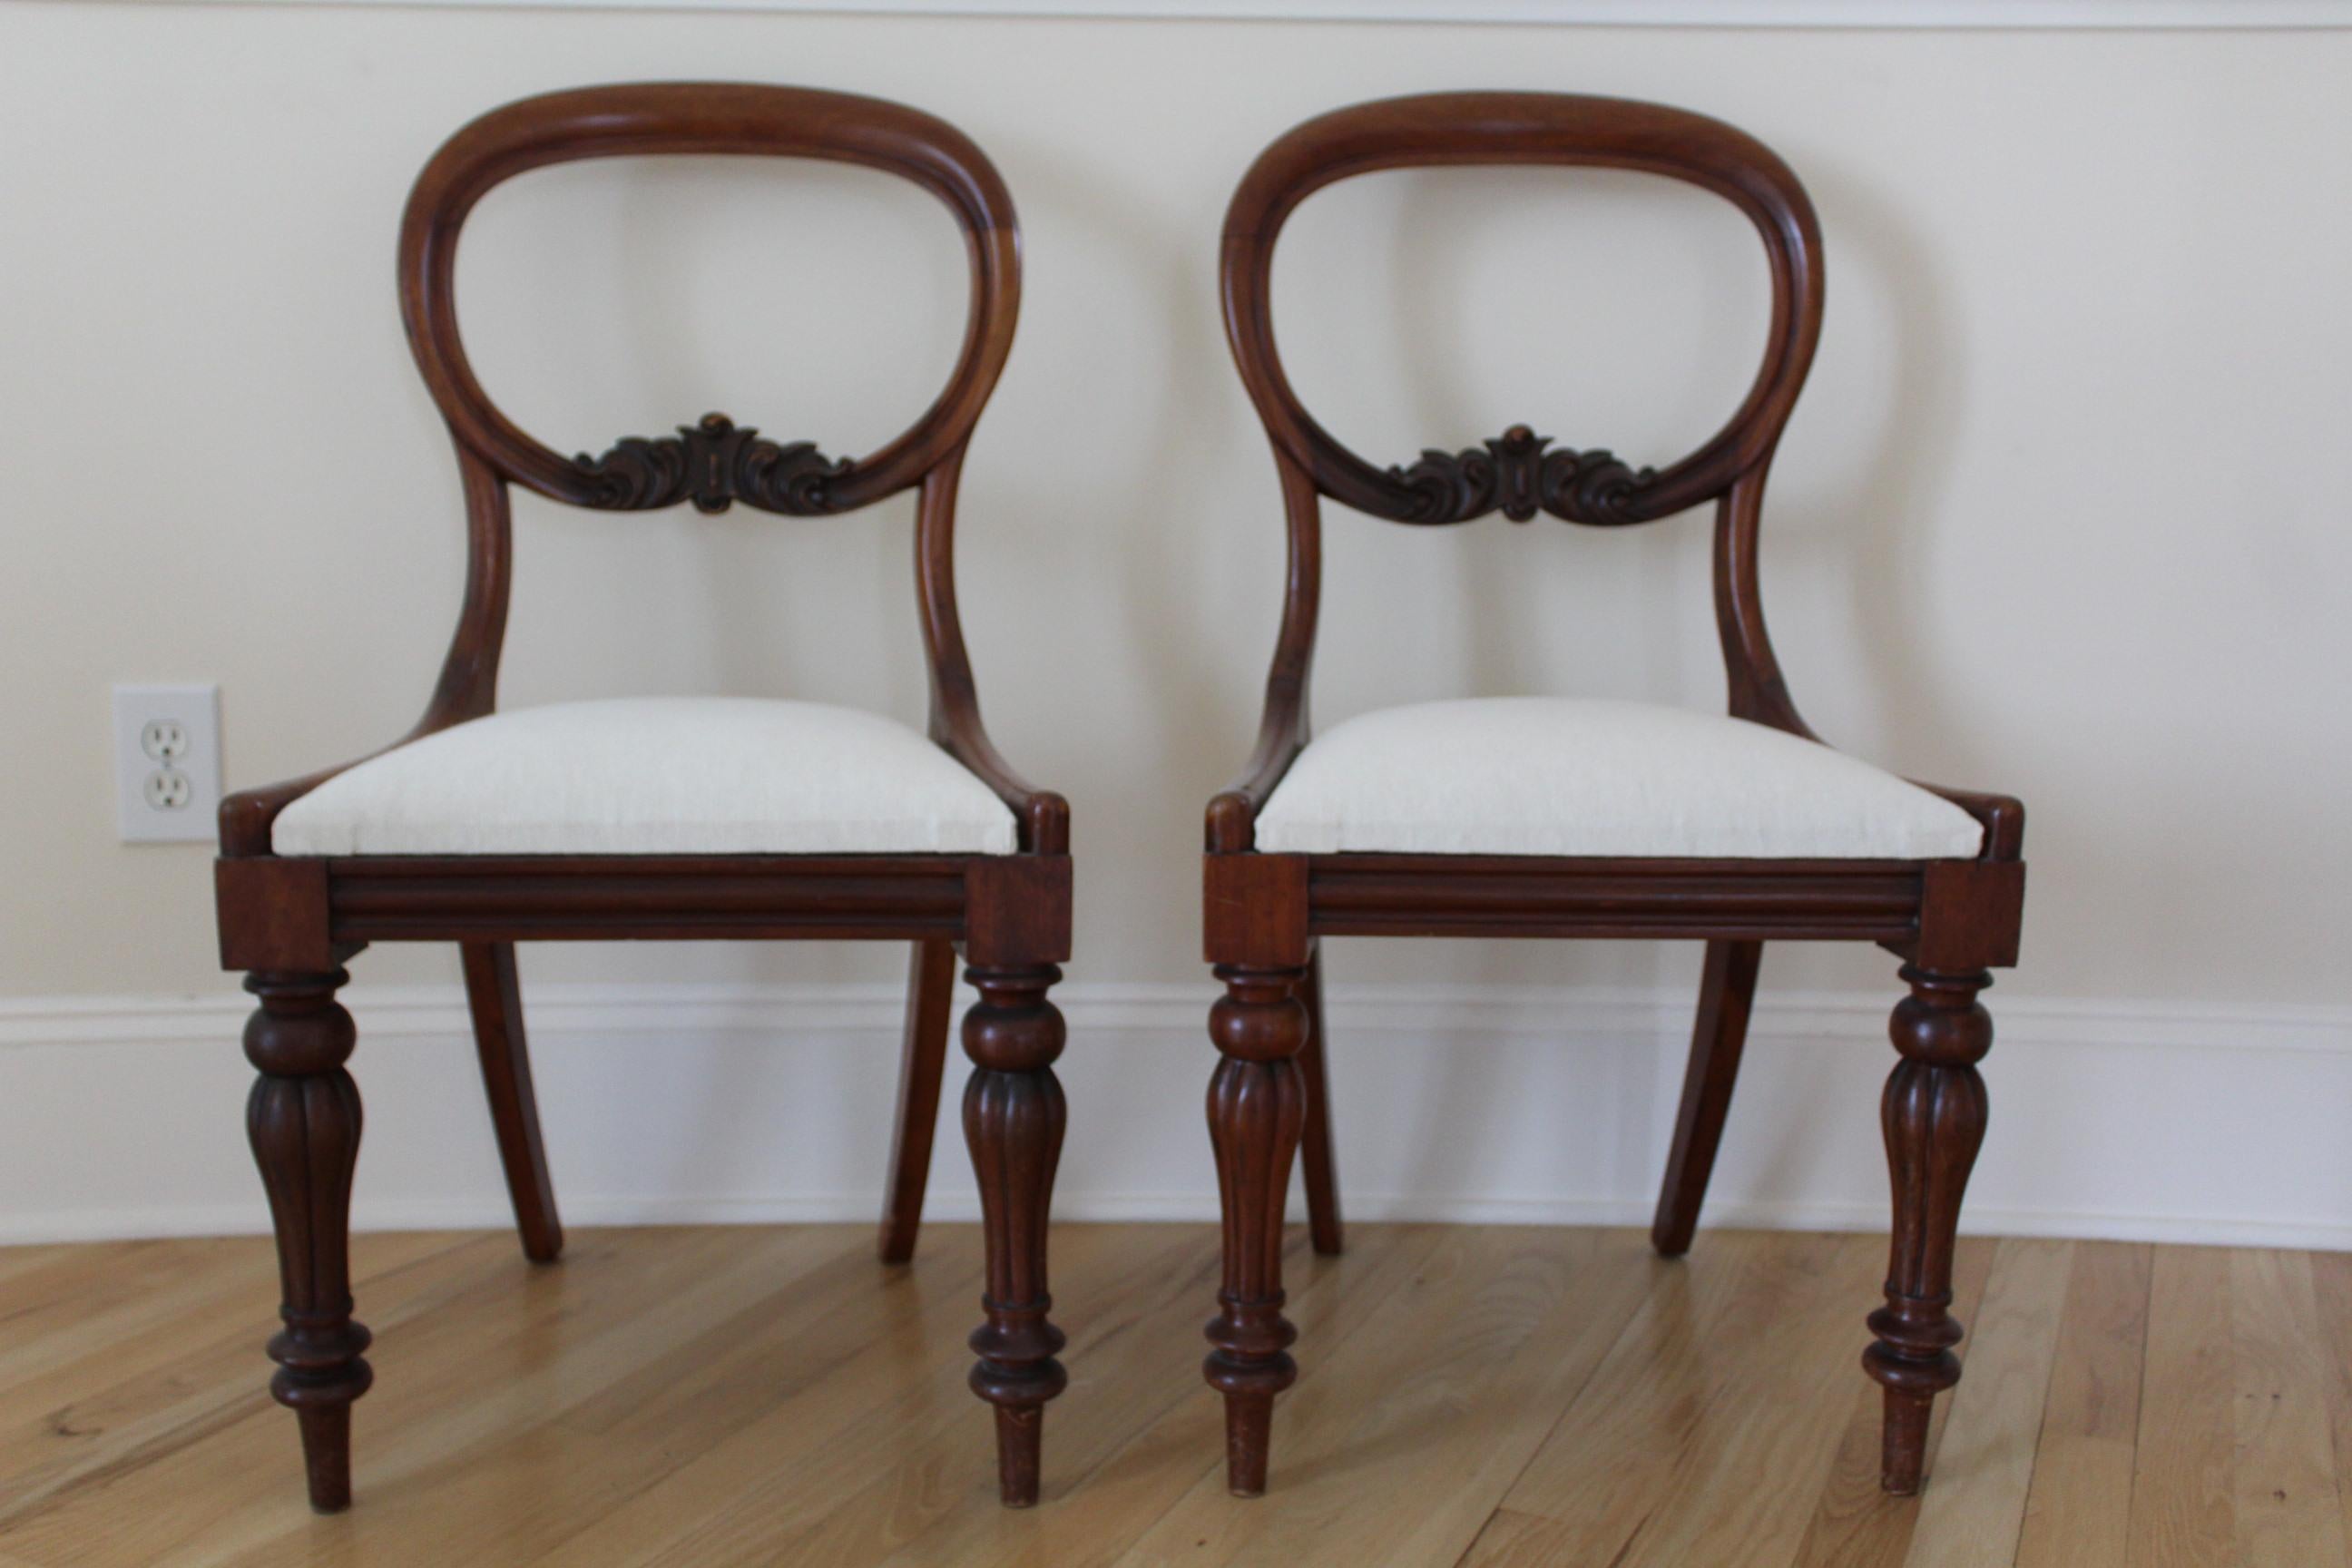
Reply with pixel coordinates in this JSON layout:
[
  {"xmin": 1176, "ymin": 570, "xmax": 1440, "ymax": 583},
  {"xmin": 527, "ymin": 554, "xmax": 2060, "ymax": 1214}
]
[
  {"xmin": 1253, "ymin": 697, "xmax": 1984, "ymax": 860},
  {"xmin": 270, "ymin": 697, "xmax": 1020, "ymax": 858}
]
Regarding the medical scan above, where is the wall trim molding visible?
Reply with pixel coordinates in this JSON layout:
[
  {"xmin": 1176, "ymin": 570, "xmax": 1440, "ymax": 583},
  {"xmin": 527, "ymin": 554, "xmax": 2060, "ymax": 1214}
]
[
  {"xmin": 5, "ymin": 979, "xmax": 2347, "ymax": 1250},
  {"xmin": 5, "ymin": 978, "xmax": 2346, "ymax": 1056},
  {"xmin": 92, "ymin": 1, "xmax": 2352, "ymax": 30}
]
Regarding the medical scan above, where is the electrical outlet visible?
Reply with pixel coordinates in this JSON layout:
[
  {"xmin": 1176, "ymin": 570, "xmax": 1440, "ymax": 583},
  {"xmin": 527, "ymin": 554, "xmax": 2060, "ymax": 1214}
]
[{"xmin": 114, "ymin": 684, "xmax": 220, "ymax": 843}]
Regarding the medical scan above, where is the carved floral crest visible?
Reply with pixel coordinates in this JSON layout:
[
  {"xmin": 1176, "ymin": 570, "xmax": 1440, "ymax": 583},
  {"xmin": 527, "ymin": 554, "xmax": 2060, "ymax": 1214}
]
[
  {"xmin": 1388, "ymin": 425, "xmax": 1657, "ymax": 525},
  {"xmin": 573, "ymin": 413, "xmax": 854, "ymax": 514}
]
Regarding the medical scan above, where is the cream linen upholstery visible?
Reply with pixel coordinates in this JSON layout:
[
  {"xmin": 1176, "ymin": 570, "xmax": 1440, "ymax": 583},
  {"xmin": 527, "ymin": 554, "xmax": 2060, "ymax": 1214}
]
[
  {"xmin": 270, "ymin": 697, "xmax": 1019, "ymax": 857},
  {"xmin": 1252, "ymin": 697, "xmax": 1984, "ymax": 860}
]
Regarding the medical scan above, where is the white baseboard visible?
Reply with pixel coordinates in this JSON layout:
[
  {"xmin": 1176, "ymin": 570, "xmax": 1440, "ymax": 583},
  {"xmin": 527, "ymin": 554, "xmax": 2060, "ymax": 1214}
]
[{"xmin": 3, "ymin": 981, "xmax": 2347, "ymax": 1250}]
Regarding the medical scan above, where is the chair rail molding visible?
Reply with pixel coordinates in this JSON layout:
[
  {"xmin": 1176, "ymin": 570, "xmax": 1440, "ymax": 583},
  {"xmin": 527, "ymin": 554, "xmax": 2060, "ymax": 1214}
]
[
  {"xmin": 116, "ymin": 1, "xmax": 2352, "ymax": 27},
  {"xmin": 5, "ymin": 979, "xmax": 2347, "ymax": 1250}
]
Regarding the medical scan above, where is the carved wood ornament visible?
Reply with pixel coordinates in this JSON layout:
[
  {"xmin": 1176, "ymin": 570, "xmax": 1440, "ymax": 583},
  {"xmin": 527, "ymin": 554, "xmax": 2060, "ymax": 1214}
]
[
  {"xmin": 1389, "ymin": 423, "xmax": 1657, "ymax": 524},
  {"xmin": 573, "ymin": 412, "xmax": 855, "ymax": 514}
]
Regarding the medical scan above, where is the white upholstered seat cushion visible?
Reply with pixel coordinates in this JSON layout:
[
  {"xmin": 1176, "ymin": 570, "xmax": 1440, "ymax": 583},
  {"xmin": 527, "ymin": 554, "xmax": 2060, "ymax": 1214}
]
[
  {"xmin": 270, "ymin": 697, "xmax": 1019, "ymax": 857},
  {"xmin": 1253, "ymin": 697, "xmax": 1983, "ymax": 860}
]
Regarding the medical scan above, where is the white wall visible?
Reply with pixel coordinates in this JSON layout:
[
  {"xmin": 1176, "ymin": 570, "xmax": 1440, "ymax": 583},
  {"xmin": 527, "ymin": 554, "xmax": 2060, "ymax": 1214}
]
[{"xmin": 1, "ymin": 2, "xmax": 2347, "ymax": 1246}]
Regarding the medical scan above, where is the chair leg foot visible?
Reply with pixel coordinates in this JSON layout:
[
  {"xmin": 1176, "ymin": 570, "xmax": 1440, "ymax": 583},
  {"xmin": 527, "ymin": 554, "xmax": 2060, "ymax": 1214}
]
[
  {"xmin": 992, "ymin": 1405, "xmax": 1044, "ymax": 1508},
  {"xmin": 962, "ymin": 964, "xmax": 1068, "ymax": 1507},
  {"xmin": 296, "ymin": 1405, "xmax": 356, "ymax": 1514},
  {"xmin": 1877, "ymin": 1387, "xmax": 1934, "ymax": 1496},
  {"xmin": 1865, "ymin": 965, "xmax": 1994, "ymax": 1495},
  {"xmin": 245, "ymin": 969, "xmax": 373, "ymax": 1513},
  {"xmin": 1220, "ymin": 1389, "xmax": 1277, "ymax": 1497},
  {"xmin": 1204, "ymin": 964, "xmax": 1308, "ymax": 1497}
]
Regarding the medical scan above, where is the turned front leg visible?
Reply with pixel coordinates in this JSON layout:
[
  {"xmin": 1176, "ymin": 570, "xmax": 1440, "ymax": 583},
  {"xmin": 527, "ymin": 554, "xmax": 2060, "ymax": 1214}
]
[
  {"xmin": 1204, "ymin": 963, "xmax": 1308, "ymax": 1497},
  {"xmin": 962, "ymin": 964, "xmax": 1069, "ymax": 1507},
  {"xmin": 1866, "ymin": 965, "xmax": 1993, "ymax": 1494},
  {"xmin": 243, "ymin": 970, "xmax": 372, "ymax": 1513}
]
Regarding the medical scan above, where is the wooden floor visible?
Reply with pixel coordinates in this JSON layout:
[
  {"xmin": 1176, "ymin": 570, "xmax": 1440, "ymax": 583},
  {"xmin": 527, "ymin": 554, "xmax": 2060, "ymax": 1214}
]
[{"xmin": 0, "ymin": 1224, "xmax": 2344, "ymax": 1567}]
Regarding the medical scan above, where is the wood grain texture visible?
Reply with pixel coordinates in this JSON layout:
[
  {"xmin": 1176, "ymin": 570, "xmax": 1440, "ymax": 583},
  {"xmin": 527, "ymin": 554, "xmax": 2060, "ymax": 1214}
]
[
  {"xmin": 1790, "ymin": 1238, "xmax": 2000, "ymax": 1568},
  {"xmin": 2127, "ymin": 1246, "xmax": 2241, "ymax": 1566},
  {"xmin": 2228, "ymin": 1249, "xmax": 2350, "ymax": 1568},
  {"xmin": 0, "ymin": 1226, "xmax": 2335, "ymax": 1568},
  {"xmin": 2310, "ymin": 1250, "xmax": 2352, "ymax": 1564},
  {"xmin": 2011, "ymin": 1241, "xmax": 2150, "ymax": 1568},
  {"xmin": 1473, "ymin": 1230, "xmax": 1866, "ymax": 1566},
  {"xmin": 1904, "ymin": 1237, "xmax": 2073, "ymax": 1568},
  {"xmin": 1125, "ymin": 1228, "xmax": 1661, "ymax": 1566}
]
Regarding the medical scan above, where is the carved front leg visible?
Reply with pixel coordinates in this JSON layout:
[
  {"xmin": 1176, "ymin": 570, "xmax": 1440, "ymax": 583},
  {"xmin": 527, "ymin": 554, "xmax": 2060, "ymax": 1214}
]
[
  {"xmin": 1204, "ymin": 963, "xmax": 1308, "ymax": 1497},
  {"xmin": 243, "ymin": 969, "xmax": 372, "ymax": 1513},
  {"xmin": 1866, "ymin": 965, "xmax": 1994, "ymax": 1494},
  {"xmin": 962, "ymin": 964, "xmax": 1068, "ymax": 1507}
]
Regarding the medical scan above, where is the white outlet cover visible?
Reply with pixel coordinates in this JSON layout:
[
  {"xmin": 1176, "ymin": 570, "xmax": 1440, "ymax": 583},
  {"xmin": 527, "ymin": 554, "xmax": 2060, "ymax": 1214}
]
[{"xmin": 114, "ymin": 684, "xmax": 220, "ymax": 843}]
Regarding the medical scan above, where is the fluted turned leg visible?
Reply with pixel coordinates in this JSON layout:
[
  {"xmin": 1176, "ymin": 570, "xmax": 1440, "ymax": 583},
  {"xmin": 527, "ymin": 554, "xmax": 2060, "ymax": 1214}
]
[
  {"xmin": 1204, "ymin": 963, "xmax": 1308, "ymax": 1497},
  {"xmin": 962, "ymin": 964, "xmax": 1068, "ymax": 1507},
  {"xmin": 1866, "ymin": 965, "xmax": 1994, "ymax": 1495},
  {"xmin": 243, "ymin": 969, "xmax": 372, "ymax": 1513}
]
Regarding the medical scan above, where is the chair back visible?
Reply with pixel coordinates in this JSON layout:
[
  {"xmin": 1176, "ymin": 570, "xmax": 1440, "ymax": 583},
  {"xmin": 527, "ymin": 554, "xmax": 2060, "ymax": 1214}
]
[
  {"xmin": 392, "ymin": 82, "xmax": 1020, "ymax": 744},
  {"xmin": 1220, "ymin": 92, "xmax": 1826, "ymax": 735},
  {"xmin": 1222, "ymin": 91, "xmax": 1823, "ymax": 526}
]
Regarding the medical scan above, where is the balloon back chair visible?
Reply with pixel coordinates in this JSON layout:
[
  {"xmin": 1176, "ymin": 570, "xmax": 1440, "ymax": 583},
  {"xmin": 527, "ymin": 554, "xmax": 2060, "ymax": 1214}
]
[
  {"xmin": 1200, "ymin": 92, "xmax": 2026, "ymax": 1498},
  {"xmin": 213, "ymin": 83, "xmax": 1071, "ymax": 1512}
]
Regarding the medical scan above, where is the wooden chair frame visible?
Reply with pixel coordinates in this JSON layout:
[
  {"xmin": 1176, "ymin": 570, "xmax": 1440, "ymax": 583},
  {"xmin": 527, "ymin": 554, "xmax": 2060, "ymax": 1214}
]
[
  {"xmin": 213, "ymin": 83, "xmax": 1071, "ymax": 1512},
  {"xmin": 1200, "ymin": 93, "xmax": 2026, "ymax": 1498}
]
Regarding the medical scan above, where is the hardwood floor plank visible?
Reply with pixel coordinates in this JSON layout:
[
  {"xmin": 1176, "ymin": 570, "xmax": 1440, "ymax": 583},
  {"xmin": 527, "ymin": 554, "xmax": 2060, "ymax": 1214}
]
[
  {"xmin": 1111, "ymin": 1227, "xmax": 1666, "ymax": 1568},
  {"xmin": 0, "ymin": 1234, "xmax": 465, "ymax": 1446},
  {"xmin": 2227, "ymin": 1250, "xmax": 2348, "ymax": 1568},
  {"xmin": 887, "ymin": 1225, "xmax": 1447, "ymax": 1568},
  {"xmin": 2012, "ymin": 1241, "xmax": 2151, "ymax": 1568},
  {"xmin": 0, "ymin": 1231, "xmax": 498, "ymax": 1539},
  {"xmin": 1450, "ymin": 1507, "xmax": 1555, "ymax": 1567},
  {"xmin": 2125, "ymin": 1246, "xmax": 2238, "ymax": 1568},
  {"xmin": 1789, "ymin": 1235, "xmax": 1999, "ymax": 1568},
  {"xmin": 1, "ymin": 1226, "xmax": 806, "ymax": 1566},
  {"xmin": 838, "ymin": 1230, "xmax": 1264, "ymax": 1568},
  {"xmin": 2308, "ymin": 1251, "xmax": 2352, "ymax": 1563},
  {"xmin": 1461, "ymin": 1229, "xmax": 1862, "ymax": 1567},
  {"xmin": 1580, "ymin": 1234, "xmax": 1889, "ymax": 1568},
  {"xmin": 543, "ymin": 1222, "xmax": 1197, "ymax": 1568},
  {"xmin": 0, "ymin": 1239, "xmax": 262, "ymax": 1387},
  {"xmin": 1903, "ymin": 1238, "xmax": 2074, "ymax": 1568},
  {"xmin": 789, "ymin": 1224, "xmax": 1455, "ymax": 1568},
  {"xmin": 0, "ymin": 1226, "xmax": 2305, "ymax": 1568},
  {"xmin": 0, "ymin": 1242, "xmax": 100, "ymax": 1299},
  {"xmin": 213, "ymin": 1224, "xmax": 894, "ymax": 1568}
]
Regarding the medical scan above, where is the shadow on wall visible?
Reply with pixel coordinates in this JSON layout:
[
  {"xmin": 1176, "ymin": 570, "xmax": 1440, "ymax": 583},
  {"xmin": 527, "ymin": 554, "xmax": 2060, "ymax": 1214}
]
[
  {"xmin": 1073, "ymin": 149, "xmax": 1285, "ymax": 879},
  {"xmin": 1801, "ymin": 163, "xmax": 1975, "ymax": 799}
]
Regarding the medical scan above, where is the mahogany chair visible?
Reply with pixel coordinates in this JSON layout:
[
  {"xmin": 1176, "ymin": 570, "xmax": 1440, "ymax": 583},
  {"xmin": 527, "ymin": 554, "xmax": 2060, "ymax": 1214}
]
[
  {"xmin": 213, "ymin": 83, "xmax": 1070, "ymax": 1512},
  {"xmin": 1200, "ymin": 93, "xmax": 2026, "ymax": 1498}
]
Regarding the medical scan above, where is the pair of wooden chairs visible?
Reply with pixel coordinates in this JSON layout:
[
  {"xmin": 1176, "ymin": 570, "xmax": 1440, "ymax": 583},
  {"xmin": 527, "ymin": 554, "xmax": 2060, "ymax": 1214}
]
[{"xmin": 214, "ymin": 82, "xmax": 2025, "ymax": 1514}]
